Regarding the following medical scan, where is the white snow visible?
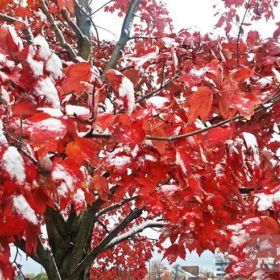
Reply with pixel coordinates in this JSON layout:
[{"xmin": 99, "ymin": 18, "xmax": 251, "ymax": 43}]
[
  {"xmin": 147, "ymin": 96, "xmax": 169, "ymax": 108},
  {"xmin": 190, "ymin": 67, "xmax": 208, "ymax": 77},
  {"xmin": 272, "ymin": 68, "xmax": 280, "ymax": 82},
  {"xmin": 107, "ymin": 218, "xmax": 166, "ymax": 247},
  {"xmin": 0, "ymin": 120, "xmax": 7, "ymax": 145},
  {"xmin": 176, "ymin": 150, "xmax": 187, "ymax": 173},
  {"xmin": 255, "ymin": 191, "xmax": 280, "ymax": 211},
  {"xmin": 161, "ymin": 37, "xmax": 179, "ymax": 48},
  {"xmin": 28, "ymin": 118, "xmax": 65, "ymax": 133},
  {"xmin": 161, "ymin": 184, "xmax": 179, "ymax": 193},
  {"xmin": 52, "ymin": 164, "xmax": 75, "ymax": 193},
  {"xmin": 126, "ymin": 47, "xmax": 159, "ymax": 69},
  {"xmin": 35, "ymin": 77, "xmax": 60, "ymax": 108},
  {"xmin": 66, "ymin": 105, "xmax": 90, "ymax": 116},
  {"xmin": 33, "ymin": 35, "xmax": 51, "ymax": 59},
  {"xmin": 2, "ymin": 146, "xmax": 25, "ymax": 184},
  {"xmin": 119, "ymin": 76, "xmax": 135, "ymax": 114},
  {"xmin": 73, "ymin": 188, "xmax": 86, "ymax": 204},
  {"xmin": 7, "ymin": 25, "xmax": 23, "ymax": 51},
  {"xmin": 37, "ymin": 107, "xmax": 63, "ymax": 117},
  {"xmin": 46, "ymin": 53, "xmax": 63, "ymax": 79},
  {"xmin": 257, "ymin": 76, "xmax": 273, "ymax": 87},
  {"xmin": 13, "ymin": 195, "xmax": 38, "ymax": 225},
  {"xmin": 242, "ymin": 132, "xmax": 260, "ymax": 166},
  {"xmin": 27, "ymin": 55, "xmax": 44, "ymax": 76},
  {"xmin": 242, "ymin": 217, "xmax": 260, "ymax": 226},
  {"xmin": 108, "ymin": 155, "xmax": 131, "ymax": 167},
  {"xmin": 1, "ymin": 86, "xmax": 10, "ymax": 104}
]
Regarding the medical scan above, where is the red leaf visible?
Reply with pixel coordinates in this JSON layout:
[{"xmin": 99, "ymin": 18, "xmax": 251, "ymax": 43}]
[
  {"xmin": 61, "ymin": 62, "xmax": 92, "ymax": 96},
  {"xmin": 203, "ymin": 127, "xmax": 235, "ymax": 146},
  {"xmin": 66, "ymin": 137, "xmax": 99, "ymax": 166},
  {"xmin": 188, "ymin": 86, "xmax": 213, "ymax": 123},
  {"xmin": 57, "ymin": 0, "xmax": 74, "ymax": 15},
  {"xmin": 92, "ymin": 175, "xmax": 110, "ymax": 201}
]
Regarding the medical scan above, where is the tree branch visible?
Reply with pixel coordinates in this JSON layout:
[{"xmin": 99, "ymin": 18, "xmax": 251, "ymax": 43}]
[
  {"xmin": 0, "ymin": 13, "xmax": 23, "ymax": 24},
  {"xmin": 236, "ymin": 2, "xmax": 250, "ymax": 66},
  {"xmin": 88, "ymin": 92, "xmax": 280, "ymax": 142},
  {"xmin": 71, "ymin": 208, "xmax": 143, "ymax": 275},
  {"xmin": 39, "ymin": 0, "xmax": 77, "ymax": 60},
  {"xmin": 97, "ymin": 196, "xmax": 138, "ymax": 217},
  {"xmin": 136, "ymin": 75, "xmax": 179, "ymax": 103},
  {"xmin": 104, "ymin": 0, "xmax": 141, "ymax": 72},
  {"xmin": 105, "ymin": 218, "xmax": 166, "ymax": 250},
  {"xmin": 91, "ymin": 0, "xmax": 114, "ymax": 15}
]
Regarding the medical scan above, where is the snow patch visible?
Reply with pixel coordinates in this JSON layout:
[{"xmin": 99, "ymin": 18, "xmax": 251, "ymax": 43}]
[
  {"xmin": 33, "ymin": 35, "xmax": 51, "ymax": 59},
  {"xmin": 176, "ymin": 151, "xmax": 187, "ymax": 173},
  {"xmin": 27, "ymin": 55, "xmax": 44, "ymax": 76},
  {"xmin": 28, "ymin": 118, "xmax": 65, "ymax": 133},
  {"xmin": 108, "ymin": 155, "xmax": 130, "ymax": 167},
  {"xmin": 46, "ymin": 53, "xmax": 63, "ymax": 79},
  {"xmin": 161, "ymin": 184, "xmax": 179, "ymax": 193},
  {"xmin": 7, "ymin": 25, "xmax": 23, "ymax": 51},
  {"xmin": 2, "ymin": 146, "xmax": 25, "ymax": 184},
  {"xmin": 66, "ymin": 105, "xmax": 90, "ymax": 116},
  {"xmin": 38, "ymin": 107, "xmax": 63, "ymax": 117},
  {"xmin": 0, "ymin": 120, "xmax": 7, "ymax": 145},
  {"xmin": 147, "ymin": 96, "xmax": 169, "ymax": 108},
  {"xmin": 119, "ymin": 76, "xmax": 135, "ymax": 114},
  {"xmin": 52, "ymin": 164, "xmax": 75, "ymax": 193},
  {"xmin": 35, "ymin": 77, "xmax": 60, "ymax": 108},
  {"xmin": 242, "ymin": 132, "xmax": 260, "ymax": 166},
  {"xmin": 13, "ymin": 195, "xmax": 38, "ymax": 225},
  {"xmin": 255, "ymin": 191, "xmax": 280, "ymax": 211}
]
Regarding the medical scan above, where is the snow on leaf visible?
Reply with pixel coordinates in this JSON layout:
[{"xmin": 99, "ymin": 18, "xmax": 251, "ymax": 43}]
[
  {"xmin": 0, "ymin": 120, "xmax": 8, "ymax": 145},
  {"xmin": 27, "ymin": 118, "xmax": 66, "ymax": 134},
  {"xmin": 13, "ymin": 195, "xmax": 38, "ymax": 225},
  {"xmin": 2, "ymin": 146, "xmax": 25, "ymax": 184},
  {"xmin": 176, "ymin": 150, "xmax": 187, "ymax": 174},
  {"xmin": 6, "ymin": 25, "xmax": 23, "ymax": 52},
  {"xmin": 242, "ymin": 132, "xmax": 260, "ymax": 166},
  {"xmin": 272, "ymin": 68, "xmax": 280, "ymax": 82},
  {"xmin": 27, "ymin": 54, "xmax": 44, "ymax": 76},
  {"xmin": 35, "ymin": 77, "xmax": 60, "ymax": 108},
  {"xmin": 147, "ymin": 96, "xmax": 169, "ymax": 108},
  {"xmin": 33, "ymin": 35, "xmax": 52, "ymax": 59},
  {"xmin": 52, "ymin": 163, "xmax": 75, "ymax": 193},
  {"xmin": 119, "ymin": 75, "xmax": 135, "ymax": 113},
  {"xmin": 73, "ymin": 188, "xmax": 86, "ymax": 212},
  {"xmin": 65, "ymin": 105, "xmax": 90, "ymax": 116},
  {"xmin": 105, "ymin": 69, "xmax": 135, "ymax": 113},
  {"xmin": 46, "ymin": 53, "xmax": 63, "ymax": 79}
]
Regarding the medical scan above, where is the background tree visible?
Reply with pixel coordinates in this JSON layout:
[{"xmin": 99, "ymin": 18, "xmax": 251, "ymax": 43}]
[{"xmin": 0, "ymin": 0, "xmax": 279, "ymax": 280}]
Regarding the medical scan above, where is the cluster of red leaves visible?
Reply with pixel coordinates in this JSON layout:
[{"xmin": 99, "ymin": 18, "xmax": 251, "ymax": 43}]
[{"xmin": 0, "ymin": 0, "xmax": 279, "ymax": 279}]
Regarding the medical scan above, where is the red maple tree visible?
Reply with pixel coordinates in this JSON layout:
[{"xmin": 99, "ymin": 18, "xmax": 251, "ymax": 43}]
[{"xmin": 0, "ymin": 0, "xmax": 279, "ymax": 279}]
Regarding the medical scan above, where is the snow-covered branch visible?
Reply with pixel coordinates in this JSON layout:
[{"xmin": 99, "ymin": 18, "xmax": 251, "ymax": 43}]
[{"xmin": 105, "ymin": 218, "xmax": 167, "ymax": 249}]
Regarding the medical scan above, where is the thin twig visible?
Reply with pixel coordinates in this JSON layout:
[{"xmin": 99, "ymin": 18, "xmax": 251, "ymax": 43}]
[
  {"xmin": 236, "ymin": 2, "xmax": 250, "ymax": 66},
  {"xmin": 136, "ymin": 75, "xmax": 179, "ymax": 103},
  {"xmin": 88, "ymin": 92, "xmax": 280, "ymax": 142},
  {"xmin": 91, "ymin": 0, "xmax": 114, "ymax": 15}
]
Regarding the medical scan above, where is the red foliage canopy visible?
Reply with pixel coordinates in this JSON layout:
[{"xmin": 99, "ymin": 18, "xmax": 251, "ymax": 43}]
[{"xmin": 0, "ymin": 0, "xmax": 279, "ymax": 279}]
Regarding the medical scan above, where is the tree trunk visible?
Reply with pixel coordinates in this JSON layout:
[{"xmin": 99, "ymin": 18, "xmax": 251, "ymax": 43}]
[{"xmin": 75, "ymin": 0, "xmax": 92, "ymax": 60}]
